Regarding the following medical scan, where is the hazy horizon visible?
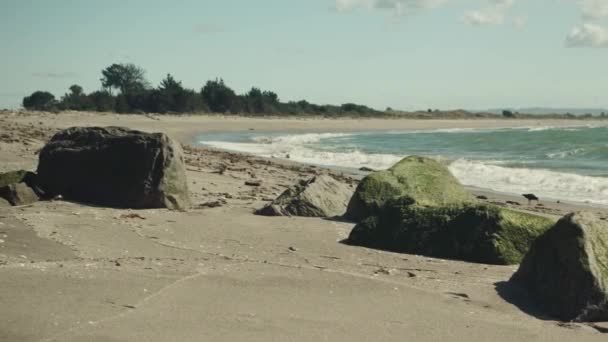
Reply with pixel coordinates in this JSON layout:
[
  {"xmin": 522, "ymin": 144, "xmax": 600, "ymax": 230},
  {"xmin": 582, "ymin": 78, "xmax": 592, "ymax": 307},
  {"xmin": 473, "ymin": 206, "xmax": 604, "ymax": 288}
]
[{"xmin": 1, "ymin": 0, "xmax": 607, "ymax": 111}]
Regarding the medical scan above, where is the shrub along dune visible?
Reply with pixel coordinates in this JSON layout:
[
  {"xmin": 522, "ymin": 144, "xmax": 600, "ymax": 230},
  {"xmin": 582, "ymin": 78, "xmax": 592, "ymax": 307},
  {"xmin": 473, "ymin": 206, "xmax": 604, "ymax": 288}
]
[{"xmin": 345, "ymin": 156, "xmax": 555, "ymax": 265}]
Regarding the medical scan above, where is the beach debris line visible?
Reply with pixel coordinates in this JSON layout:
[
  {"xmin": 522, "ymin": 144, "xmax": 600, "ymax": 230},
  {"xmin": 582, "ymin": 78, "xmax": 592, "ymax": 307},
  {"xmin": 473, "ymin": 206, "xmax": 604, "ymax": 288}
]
[
  {"xmin": 244, "ymin": 180, "xmax": 262, "ymax": 187},
  {"xmin": 344, "ymin": 156, "xmax": 555, "ymax": 265},
  {"xmin": 119, "ymin": 213, "xmax": 146, "ymax": 220},
  {"xmin": 256, "ymin": 174, "xmax": 353, "ymax": 217},
  {"xmin": 511, "ymin": 211, "xmax": 608, "ymax": 322},
  {"xmin": 522, "ymin": 193, "xmax": 539, "ymax": 205},
  {"xmin": 36, "ymin": 126, "xmax": 190, "ymax": 210},
  {"xmin": 196, "ymin": 199, "xmax": 227, "ymax": 209}
]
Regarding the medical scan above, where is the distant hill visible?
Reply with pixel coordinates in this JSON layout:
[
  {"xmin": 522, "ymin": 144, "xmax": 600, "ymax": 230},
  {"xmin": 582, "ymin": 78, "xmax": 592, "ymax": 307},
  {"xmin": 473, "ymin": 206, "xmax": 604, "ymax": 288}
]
[{"xmin": 486, "ymin": 108, "xmax": 608, "ymax": 116}]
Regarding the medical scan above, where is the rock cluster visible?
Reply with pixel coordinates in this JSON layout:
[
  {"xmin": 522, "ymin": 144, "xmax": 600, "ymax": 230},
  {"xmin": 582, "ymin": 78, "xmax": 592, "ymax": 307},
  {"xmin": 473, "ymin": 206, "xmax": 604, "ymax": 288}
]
[{"xmin": 345, "ymin": 156, "xmax": 554, "ymax": 265}]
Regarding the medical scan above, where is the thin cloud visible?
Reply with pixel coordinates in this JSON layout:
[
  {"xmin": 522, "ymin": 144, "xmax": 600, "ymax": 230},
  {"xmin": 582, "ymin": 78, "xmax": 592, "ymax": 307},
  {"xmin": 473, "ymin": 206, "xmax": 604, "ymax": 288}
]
[
  {"xmin": 566, "ymin": 23, "xmax": 608, "ymax": 48},
  {"xmin": 31, "ymin": 71, "xmax": 78, "ymax": 79},
  {"xmin": 513, "ymin": 14, "xmax": 526, "ymax": 28},
  {"xmin": 334, "ymin": 0, "xmax": 452, "ymax": 16},
  {"xmin": 564, "ymin": 1, "xmax": 608, "ymax": 48},
  {"xmin": 0, "ymin": 92, "xmax": 26, "ymax": 97},
  {"xmin": 577, "ymin": 0, "xmax": 608, "ymax": 19},
  {"xmin": 461, "ymin": 0, "xmax": 515, "ymax": 26},
  {"xmin": 193, "ymin": 24, "xmax": 227, "ymax": 34}
]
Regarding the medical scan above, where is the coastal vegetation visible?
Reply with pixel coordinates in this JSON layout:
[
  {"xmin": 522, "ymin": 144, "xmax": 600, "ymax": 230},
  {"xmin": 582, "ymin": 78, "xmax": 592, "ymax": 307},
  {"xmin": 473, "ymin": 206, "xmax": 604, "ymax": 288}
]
[
  {"xmin": 22, "ymin": 63, "xmax": 383, "ymax": 117},
  {"xmin": 20, "ymin": 63, "xmax": 608, "ymax": 119}
]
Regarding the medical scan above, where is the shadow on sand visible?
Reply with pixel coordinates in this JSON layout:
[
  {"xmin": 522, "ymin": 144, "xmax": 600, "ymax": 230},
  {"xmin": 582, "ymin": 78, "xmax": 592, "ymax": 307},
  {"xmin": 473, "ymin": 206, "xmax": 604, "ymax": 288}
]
[{"xmin": 494, "ymin": 280, "xmax": 554, "ymax": 321}]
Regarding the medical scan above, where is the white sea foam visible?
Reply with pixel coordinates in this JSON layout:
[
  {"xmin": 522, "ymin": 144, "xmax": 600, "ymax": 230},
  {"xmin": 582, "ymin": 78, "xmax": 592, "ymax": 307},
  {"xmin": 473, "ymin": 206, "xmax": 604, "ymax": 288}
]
[
  {"xmin": 385, "ymin": 125, "xmax": 597, "ymax": 135},
  {"xmin": 251, "ymin": 132, "xmax": 352, "ymax": 144},
  {"xmin": 449, "ymin": 159, "xmax": 608, "ymax": 205},
  {"xmin": 526, "ymin": 126, "xmax": 554, "ymax": 132},
  {"xmin": 201, "ymin": 138, "xmax": 401, "ymax": 170},
  {"xmin": 200, "ymin": 131, "xmax": 608, "ymax": 206},
  {"xmin": 387, "ymin": 127, "xmax": 506, "ymax": 135},
  {"xmin": 546, "ymin": 148, "xmax": 586, "ymax": 159}
]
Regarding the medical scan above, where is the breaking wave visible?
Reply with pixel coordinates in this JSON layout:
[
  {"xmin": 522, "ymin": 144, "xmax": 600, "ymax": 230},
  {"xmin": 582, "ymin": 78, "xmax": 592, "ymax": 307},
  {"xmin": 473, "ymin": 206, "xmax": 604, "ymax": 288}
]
[{"xmin": 199, "ymin": 129, "xmax": 608, "ymax": 206}]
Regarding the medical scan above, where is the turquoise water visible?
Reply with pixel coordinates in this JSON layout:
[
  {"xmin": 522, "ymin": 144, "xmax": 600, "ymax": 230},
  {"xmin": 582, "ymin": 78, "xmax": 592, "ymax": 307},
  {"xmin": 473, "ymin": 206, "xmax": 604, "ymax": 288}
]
[{"xmin": 197, "ymin": 125, "xmax": 608, "ymax": 205}]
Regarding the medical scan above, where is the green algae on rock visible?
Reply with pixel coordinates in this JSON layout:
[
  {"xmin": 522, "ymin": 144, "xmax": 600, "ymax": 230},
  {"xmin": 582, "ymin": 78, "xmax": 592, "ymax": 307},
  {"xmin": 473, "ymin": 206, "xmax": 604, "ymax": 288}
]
[
  {"xmin": 511, "ymin": 211, "xmax": 608, "ymax": 321},
  {"xmin": 0, "ymin": 197, "xmax": 10, "ymax": 207},
  {"xmin": 0, "ymin": 170, "xmax": 29, "ymax": 188},
  {"xmin": 347, "ymin": 198, "xmax": 555, "ymax": 265},
  {"xmin": 0, "ymin": 170, "xmax": 40, "ymax": 206},
  {"xmin": 345, "ymin": 156, "xmax": 473, "ymax": 222}
]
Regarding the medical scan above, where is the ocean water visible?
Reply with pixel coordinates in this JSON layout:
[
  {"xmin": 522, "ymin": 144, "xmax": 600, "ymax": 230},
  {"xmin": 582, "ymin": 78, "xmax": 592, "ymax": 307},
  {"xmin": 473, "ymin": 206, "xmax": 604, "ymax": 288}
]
[{"xmin": 196, "ymin": 125, "xmax": 608, "ymax": 206}]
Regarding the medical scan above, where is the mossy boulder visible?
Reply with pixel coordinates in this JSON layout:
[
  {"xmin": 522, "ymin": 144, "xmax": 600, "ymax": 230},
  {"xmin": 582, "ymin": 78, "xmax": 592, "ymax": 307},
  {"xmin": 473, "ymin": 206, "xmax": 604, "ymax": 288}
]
[
  {"xmin": 37, "ymin": 127, "xmax": 190, "ymax": 210},
  {"xmin": 347, "ymin": 198, "xmax": 555, "ymax": 265},
  {"xmin": 0, "ymin": 170, "xmax": 41, "ymax": 206},
  {"xmin": 0, "ymin": 170, "xmax": 29, "ymax": 188},
  {"xmin": 511, "ymin": 212, "xmax": 608, "ymax": 321},
  {"xmin": 256, "ymin": 174, "xmax": 353, "ymax": 217},
  {"xmin": 345, "ymin": 156, "xmax": 473, "ymax": 222},
  {"xmin": 0, "ymin": 198, "xmax": 11, "ymax": 207}
]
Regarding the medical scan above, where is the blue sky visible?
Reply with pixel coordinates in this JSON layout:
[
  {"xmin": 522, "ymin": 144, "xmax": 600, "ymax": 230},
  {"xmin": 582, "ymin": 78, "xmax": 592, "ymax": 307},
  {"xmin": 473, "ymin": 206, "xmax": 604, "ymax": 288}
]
[{"xmin": 0, "ymin": 0, "xmax": 606, "ymax": 110}]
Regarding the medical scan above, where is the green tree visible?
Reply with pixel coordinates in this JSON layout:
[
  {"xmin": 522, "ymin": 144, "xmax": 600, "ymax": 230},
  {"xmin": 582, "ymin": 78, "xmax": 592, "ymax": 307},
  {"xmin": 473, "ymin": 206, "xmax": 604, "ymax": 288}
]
[
  {"xmin": 88, "ymin": 90, "xmax": 115, "ymax": 112},
  {"xmin": 244, "ymin": 87, "xmax": 280, "ymax": 114},
  {"xmin": 22, "ymin": 91, "xmax": 56, "ymax": 110},
  {"xmin": 158, "ymin": 74, "xmax": 184, "ymax": 112},
  {"xmin": 100, "ymin": 63, "xmax": 149, "ymax": 95},
  {"xmin": 201, "ymin": 78, "xmax": 240, "ymax": 113},
  {"xmin": 114, "ymin": 94, "xmax": 131, "ymax": 113},
  {"xmin": 69, "ymin": 84, "xmax": 83, "ymax": 96},
  {"xmin": 147, "ymin": 74, "xmax": 207, "ymax": 114},
  {"xmin": 60, "ymin": 84, "xmax": 93, "ymax": 110},
  {"xmin": 502, "ymin": 110, "xmax": 515, "ymax": 118}
]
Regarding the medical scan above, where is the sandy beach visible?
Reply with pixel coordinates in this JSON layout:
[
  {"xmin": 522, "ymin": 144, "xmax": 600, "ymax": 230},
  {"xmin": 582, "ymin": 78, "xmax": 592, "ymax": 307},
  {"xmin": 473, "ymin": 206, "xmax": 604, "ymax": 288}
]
[{"xmin": 1, "ymin": 110, "xmax": 607, "ymax": 341}]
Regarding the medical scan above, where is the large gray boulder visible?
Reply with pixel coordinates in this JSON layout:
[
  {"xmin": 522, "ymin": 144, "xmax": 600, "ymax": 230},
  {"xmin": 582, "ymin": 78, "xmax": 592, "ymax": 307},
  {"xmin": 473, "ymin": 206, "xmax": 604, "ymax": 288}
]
[
  {"xmin": 256, "ymin": 174, "xmax": 353, "ymax": 217},
  {"xmin": 511, "ymin": 212, "xmax": 608, "ymax": 321},
  {"xmin": 37, "ymin": 127, "xmax": 189, "ymax": 210}
]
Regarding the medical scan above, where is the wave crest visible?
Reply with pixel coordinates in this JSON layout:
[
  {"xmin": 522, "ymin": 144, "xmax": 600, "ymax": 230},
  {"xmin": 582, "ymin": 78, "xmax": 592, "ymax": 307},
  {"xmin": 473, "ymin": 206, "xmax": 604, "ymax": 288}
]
[{"xmin": 449, "ymin": 159, "xmax": 608, "ymax": 205}]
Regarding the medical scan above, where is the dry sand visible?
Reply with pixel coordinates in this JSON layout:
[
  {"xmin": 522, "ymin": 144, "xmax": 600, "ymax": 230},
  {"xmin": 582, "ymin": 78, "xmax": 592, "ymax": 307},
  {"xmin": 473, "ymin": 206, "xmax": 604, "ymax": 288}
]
[{"xmin": 1, "ymin": 110, "xmax": 607, "ymax": 341}]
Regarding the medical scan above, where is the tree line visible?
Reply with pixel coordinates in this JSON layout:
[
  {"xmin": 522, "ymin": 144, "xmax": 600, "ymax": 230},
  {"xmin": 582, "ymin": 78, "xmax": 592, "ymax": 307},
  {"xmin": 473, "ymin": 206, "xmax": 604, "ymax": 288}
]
[{"xmin": 22, "ymin": 63, "xmax": 381, "ymax": 117}]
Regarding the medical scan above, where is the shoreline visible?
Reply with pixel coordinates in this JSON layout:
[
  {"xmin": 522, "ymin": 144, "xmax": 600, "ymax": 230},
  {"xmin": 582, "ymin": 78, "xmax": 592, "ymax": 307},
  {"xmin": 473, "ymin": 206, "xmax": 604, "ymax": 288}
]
[
  {"xmin": 2, "ymin": 110, "xmax": 608, "ymax": 340},
  {"xmin": 192, "ymin": 135, "xmax": 608, "ymax": 212},
  {"xmin": 194, "ymin": 145, "xmax": 608, "ymax": 219},
  {"xmin": 3, "ymin": 110, "xmax": 607, "ymax": 212},
  {"xmin": 4, "ymin": 110, "xmax": 607, "ymax": 211},
  {"xmin": 5, "ymin": 110, "xmax": 608, "ymax": 143}
]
